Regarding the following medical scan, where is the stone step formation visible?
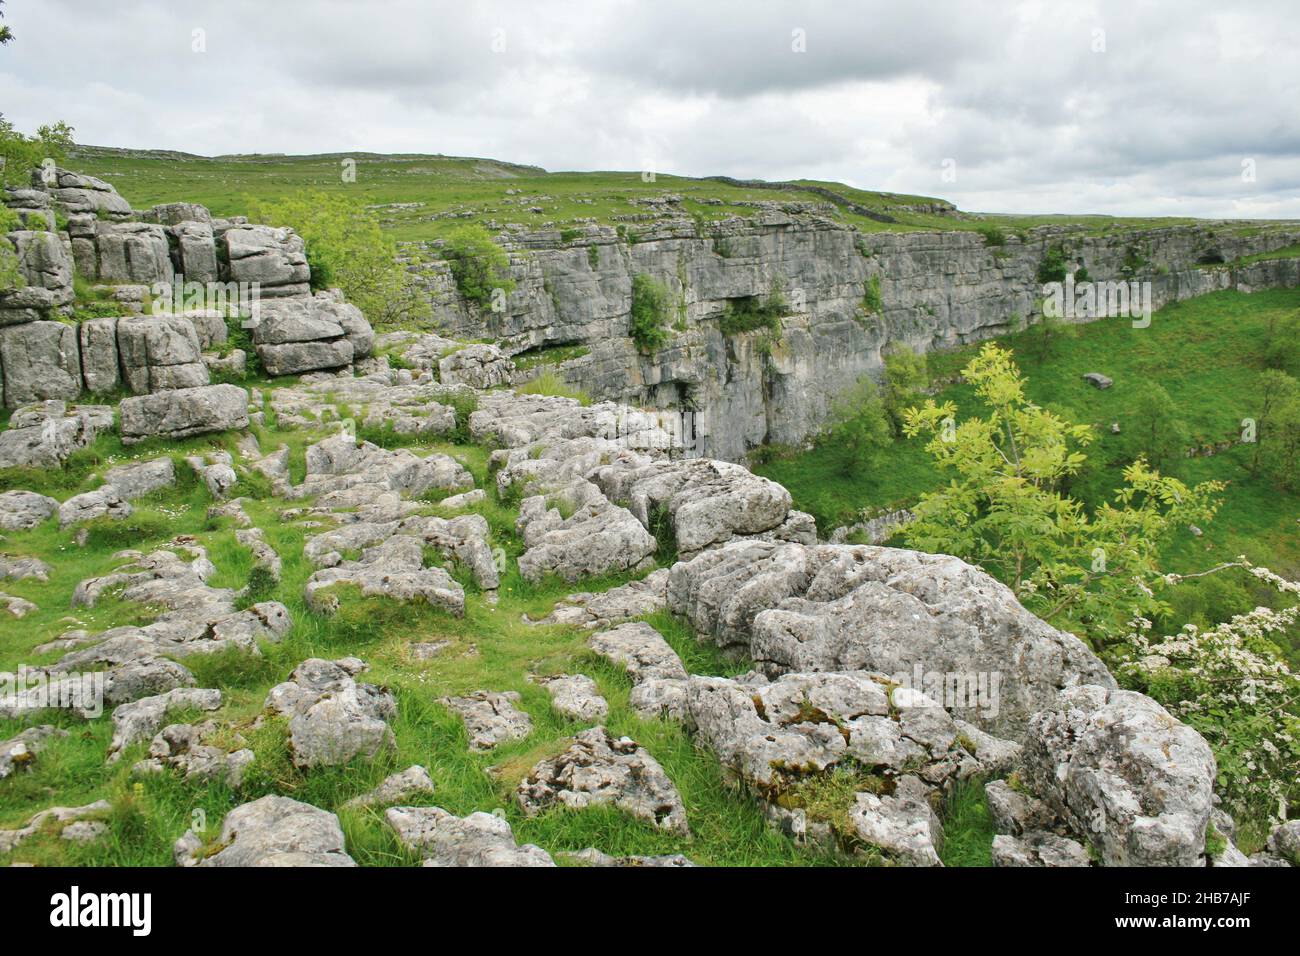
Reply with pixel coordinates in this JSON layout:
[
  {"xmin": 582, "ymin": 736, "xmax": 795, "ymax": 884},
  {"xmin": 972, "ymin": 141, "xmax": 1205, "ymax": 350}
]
[{"xmin": 0, "ymin": 167, "xmax": 1297, "ymax": 869}]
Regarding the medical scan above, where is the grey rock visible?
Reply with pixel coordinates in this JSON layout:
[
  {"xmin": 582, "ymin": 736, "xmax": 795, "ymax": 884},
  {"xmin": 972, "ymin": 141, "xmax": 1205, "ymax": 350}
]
[
  {"xmin": 588, "ymin": 622, "xmax": 687, "ymax": 683},
  {"xmin": 343, "ymin": 766, "xmax": 437, "ymax": 810},
  {"xmin": 103, "ymin": 457, "xmax": 176, "ymax": 500},
  {"xmin": 850, "ymin": 784, "xmax": 945, "ymax": 867},
  {"xmin": 0, "ymin": 801, "xmax": 111, "ymax": 855},
  {"xmin": 0, "ymin": 725, "xmax": 68, "ymax": 779},
  {"xmin": 0, "ymin": 490, "xmax": 58, "ymax": 530},
  {"xmin": 1022, "ymin": 685, "xmax": 1216, "ymax": 867},
  {"xmin": 438, "ymin": 344, "xmax": 515, "ymax": 388},
  {"xmin": 992, "ymin": 831, "xmax": 1092, "ymax": 867},
  {"xmin": 561, "ymin": 847, "xmax": 696, "ymax": 867},
  {"xmin": 0, "ymin": 554, "xmax": 51, "ymax": 582},
  {"xmin": 531, "ymin": 568, "xmax": 669, "ymax": 629},
  {"xmin": 1083, "ymin": 372, "xmax": 1113, "ymax": 389},
  {"xmin": 516, "ymin": 480, "xmax": 657, "ymax": 584},
  {"xmin": 385, "ymin": 805, "xmax": 555, "ymax": 867},
  {"xmin": 516, "ymin": 726, "xmax": 689, "ymax": 835},
  {"xmin": 175, "ymin": 795, "xmax": 356, "ymax": 867},
  {"xmin": 0, "ymin": 321, "xmax": 81, "ymax": 406},
  {"xmin": 78, "ymin": 317, "xmax": 121, "ymax": 394},
  {"xmin": 58, "ymin": 486, "xmax": 132, "ymax": 527},
  {"xmin": 538, "ymin": 674, "xmax": 608, "ymax": 723},
  {"xmin": 0, "ymin": 401, "xmax": 111, "ymax": 467},
  {"xmin": 440, "ymin": 690, "xmax": 532, "ymax": 751},
  {"xmin": 985, "ymin": 779, "xmax": 1056, "ymax": 836},
  {"xmin": 119, "ymin": 383, "xmax": 249, "ymax": 444},
  {"xmin": 263, "ymin": 658, "xmax": 396, "ymax": 768},
  {"xmin": 134, "ymin": 720, "xmax": 253, "ymax": 788},
  {"xmin": 107, "ymin": 687, "xmax": 223, "ymax": 763},
  {"xmin": 1268, "ymin": 820, "xmax": 1300, "ymax": 865}
]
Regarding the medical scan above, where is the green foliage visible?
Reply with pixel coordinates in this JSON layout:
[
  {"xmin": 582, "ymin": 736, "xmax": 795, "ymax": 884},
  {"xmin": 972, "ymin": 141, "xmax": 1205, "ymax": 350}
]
[
  {"xmin": 443, "ymin": 223, "xmax": 515, "ymax": 309},
  {"xmin": 824, "ymin": 376, "xmax": 894, "ymax": 480},
  {"xmin": 1024, "ymin": 309, "xmax": 1076, "ymax": 364},
  {"xmin": 629, "ymin": 273, "xmax": 671, "ymax": 352},
  {"xmin": 902, "ymin": 343, "xmax": 1223, "ymax": 643},
  {"xmin": 880, "ymin": 343, "xmax": 927, "ymax": 436},
  {"xmin": 861, "ymin": 275, "xmax": 884, "ymax": 315},
  {"xmin": 1036, "ymin": 245, "xmax": 1069, "ymax": 285},
  {"xmin": 1262, "ymin": 313, "xmax": 1300, "ymax": 373},
  {"xmin": 0, "ymin": 205, "xmax": 20, "ymax": 289},
  {"xmin": 512, "ymin": 343, "xmax": 590, "ymax": 371},
  {"xmin": 1128, "ymin": 381, "xmax": 1187, "ymax": 475},
  {"xmin": 515, "ymin": 370, "xmax": 591, "ymax": 405},
  {"xmin": 719, "ymin": 292, "xmax": 785, "ymax": 338},
  {"xmin": 977, "ymin": 225, "xmax": 1006, "ymax": 247},
  {"xmin": 0, "ymin": 114, "xmax": 74, "ymax": 187},
  {"xmin": 245, "ymin": 191, "xmax": 430, "ymax": 328}
]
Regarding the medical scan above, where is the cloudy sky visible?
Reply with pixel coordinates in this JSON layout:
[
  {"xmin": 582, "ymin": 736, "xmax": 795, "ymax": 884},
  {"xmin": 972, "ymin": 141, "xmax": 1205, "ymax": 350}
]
[{"xmin": 3, "ymin": 0, "xmax": 1298, "ymax": 218}]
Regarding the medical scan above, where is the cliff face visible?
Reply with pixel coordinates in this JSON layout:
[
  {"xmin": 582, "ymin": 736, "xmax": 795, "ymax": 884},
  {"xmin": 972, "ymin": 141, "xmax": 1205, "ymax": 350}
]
[{"xmin": 405, "ymin": 215, "xmax": 1300, "ymax": 461}]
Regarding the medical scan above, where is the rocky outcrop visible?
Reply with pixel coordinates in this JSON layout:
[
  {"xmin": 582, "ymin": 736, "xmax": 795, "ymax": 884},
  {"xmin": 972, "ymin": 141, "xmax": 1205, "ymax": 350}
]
[
  {"xmin": 174, "ymin": 795, "xmax": 356, "ymax": 867},
  {"xmin": 0, "ymin": 401, "xmax": 112, "ymax": 469},
  {"xmin": 262, "ymin": 657, "xmax": 397, "ymax": 768},
  {"xmin": 666, "ymin": 539, "xmax": 1113, "ymax": 736},
  {"xmin": 1, "ymin": 166, "xmax": 375, "ymax": 408},
  {"xmin": 440, "ymin": 690, "xmax": 533, "ymax": 751},
  {"xmin": 516, "ymin": 726, "xmax": 690, "ymax": 835},
  {"xmin": 385, "ymin": 805, "xmax": 555, "ymax": 866},
  {"xmin": 119, "ymin": 383, "xmax": 249, "ymax": 444}
]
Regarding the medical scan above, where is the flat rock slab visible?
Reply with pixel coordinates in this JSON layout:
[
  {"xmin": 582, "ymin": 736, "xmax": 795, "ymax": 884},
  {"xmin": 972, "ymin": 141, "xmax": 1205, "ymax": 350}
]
[
  {"xmin": 588, "ymin": 622, "xmax": 687, "ymax": 683},
  {"xmin": 440, "ymin": 691, "xmax": 532, "ymax": 752},
  {"xmin": 343, "ymin": 765, "xmax": 436, "ymax": 810},
  {"xmin": 539, "ymin": 674, "xmax": 608, "ymax": 723},
  {"xmin": 385, "ymin": 806, "xmax": 555, "ymax": 866},
  {"xmin": 516, "ymin": 726, "xmax": 690, "ymax": 836},
  {"xmin": 119, "ymin": 383, "xmax": 249, "ymax": 444}
]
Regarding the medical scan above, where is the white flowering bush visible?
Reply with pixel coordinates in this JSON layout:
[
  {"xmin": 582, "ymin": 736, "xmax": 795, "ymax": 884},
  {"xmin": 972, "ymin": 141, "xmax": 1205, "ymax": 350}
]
[{"xmin": 1119, "ymin": 558, "xmax": 1300, "ymax": 833}]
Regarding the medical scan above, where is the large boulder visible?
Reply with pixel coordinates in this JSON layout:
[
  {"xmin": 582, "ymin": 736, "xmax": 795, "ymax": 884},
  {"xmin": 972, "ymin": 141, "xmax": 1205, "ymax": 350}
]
[
  {"xmin": 262, "ymin": 658, "xmax": 396, "ymax": 768},
  {"xmin": 118, "ymin": 383, "xmax": 249, "ymax": 444},
  {"xmin": 0, "ymin": 490, "xmax": 59, "ymax": 530},
  {"xmin": 667, "ymin": 540, "xmax": 1114, "ymax": 736},
  {"xmin": 0, "ymin": 401, "xmax": 112, "ymax": 466},
  {"xmin": 252, "ymin": 292, "xmax": 373, "ymax": 377},
  {"xmin": 221, "ymin": 224, "xmax": 310, "ymax": 296},
  {"xmin": 116, "ymin": 314, "xmax": 209, "ymax": 393},
  {"xmin": 0, "ymin": 230, "xmax": 74, "ymax": 324},
  {"xmin": 0, "ymin": 321, "xmax": 82, "ymax": 405},
  {"xmin": 385, "ymin": 805, "xmax": 555, "ymax": 866},
  {"xmin": 93, "ymin": 221, "xmax": 174, "ymax": 285},
  {"xmin": 515, "ymin": 480, "xmax": 657, "ymax": 584},
  {"xmin": 174, "ymin": 795, "xmax": 356, "ymax": 867},
  {"xmin": 1020, "ymin": 685, "xmax": 1216, "ymax": 866}
]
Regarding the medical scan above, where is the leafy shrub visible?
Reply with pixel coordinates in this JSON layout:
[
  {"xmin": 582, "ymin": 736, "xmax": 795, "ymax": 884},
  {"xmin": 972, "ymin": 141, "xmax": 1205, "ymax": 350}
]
[
  {"xmin": 246, "ymin": 192, "xmax": 431, "ymax": 328},
  {"xmin": 443, "ymin": 223, "xmax": 515, "ymax": 309},
  {"xmin": 861, "ymin": 276, "xmax": 884, "ymax": 315},
  {"xmin": 1036, "ymin": 245, "xmax": 1069, "ymax": 284},
  {"xmin": 629, "ymin": 273, "xmax": 671, "ymax": 352},
  {"xmin": 977, "ymin": 225, "xmax": 1007, "ymax": 247},
  {"xmin": 720, "ymin": 286, "xmax": 786, "ymax": 337}
]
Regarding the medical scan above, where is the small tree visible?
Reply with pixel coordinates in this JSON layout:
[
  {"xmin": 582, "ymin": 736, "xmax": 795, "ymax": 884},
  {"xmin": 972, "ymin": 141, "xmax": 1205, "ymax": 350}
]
[
  {"xmin": 1128, "ymin": 381, "xmax": 1187, "ymax": 474},
  {"xmin": 0, "ymin": 115, "xmax": 75, "ymax": 187},
  {"xmin": 1251, "ymin": 369, "xmax": 1299, "ymax": 477},
  {"xmin": 902, "ymin": 343, "xmax": 1222, "ymax": 642},
  {"xmin": 629, "ymin": 273, "xmax": 671, "ymax": 352},
  {"xmin": 825, "ymin": 375, "xmax": 893, "ymax": 478},
  {"xmin": 247, "ymin": 192, "xmax": 431, "ymax": 327},
  {"xmin": 1259, "ymin": 390, "xmax": 1300, "ymax": 492},
  {"xmin": 1262, "ymin": 313, "xmax": 1300, "ymax": 373},
  {"xmin": 442, "ymin": 223, "xmax": 515, "ymax": 310},
  {"xmin": 880, "ymin": 343, "xmax": 927, "ymax": 436}
]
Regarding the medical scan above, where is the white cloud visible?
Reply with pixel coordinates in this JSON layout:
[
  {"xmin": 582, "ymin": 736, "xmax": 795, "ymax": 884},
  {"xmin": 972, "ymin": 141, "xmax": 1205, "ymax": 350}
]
[{"xmin": 1, "ymin": 0, "xmax": 1296, "ymax": 218}]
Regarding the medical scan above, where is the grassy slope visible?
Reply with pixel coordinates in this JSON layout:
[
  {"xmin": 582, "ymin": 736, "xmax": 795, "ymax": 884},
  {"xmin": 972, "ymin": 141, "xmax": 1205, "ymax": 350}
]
[
  {"xmin": 0, "ymin": 377, "xmax": 871, "ymax": 867},
  {"xmin": 756, "ymin": 288, "xmax": 1300, "ymax": 635},
  {"xmin": 67, "ymin": 146, "xmax": 1221, "ymax": 244}
]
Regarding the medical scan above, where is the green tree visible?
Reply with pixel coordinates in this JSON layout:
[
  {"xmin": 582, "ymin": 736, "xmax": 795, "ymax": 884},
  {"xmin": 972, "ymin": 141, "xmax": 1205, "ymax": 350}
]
[
  {"xmin": 1251, "ymin": 369, "xmax": 1299, "ymax": 476},
  {"xmin": 1259, "ymin": 389, "xmax": 1300, "ymax": 492},
  {"xmin": 825, "ymin": 375, "xmax": 894, "ymax": 478},
  {"xmin": 629, "ymin": 273, "xmax": 671, "ymax": 352},
  {"xmin": 246, "ymin": 191, "xmax": 430, "ymax": 327},
  {"xmin": 0, "ymin": 1, "xmax": 12, "ymax": 45},
  {"xmin": 902, "ymin": 343, "xmax": 1222, "ymax": 643},
  {"xmin": 1262, "ymin": 312, "xmax": 1300, "ymax": 373},
  {"xmin": 0, "ymin": 116, "xmax": 75, "ymax": 187},
  {"xmin": 1128, "ymin": 381, "xmax": 1187, "ymax": 474},
  {"xmin": 442, "ymin": 223, "xmax": 515, "ymax": 309},
  {"xmin": 880, "ymin": 343, "xmax": 927, "ymax": 435}
]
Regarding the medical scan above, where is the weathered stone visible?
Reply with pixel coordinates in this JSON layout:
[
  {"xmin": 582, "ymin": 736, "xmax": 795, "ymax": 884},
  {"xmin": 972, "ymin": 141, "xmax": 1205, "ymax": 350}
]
[
  {"xmin": 116, "ymin": 314, "xmax": 209, "ymax": 394},
  {"xmin": 78, "ymin": 317, "xmax": 120, "ymax": 394},
  {"xmin": 119, "ymin": 384, "xmax": 249, "ymax": 444},
  {"xmin": 992, "ymin": 831, "xmax": 1092, "ymax": 867},
  {"xmin": 1021, "ymin": 685, "xmax": 1216, "ymax": 867},
  {"xmin": 1083, "ymin": 372, "xmax": 1113, "ymax": 389},
  {"xmin": 263, "ymin": 658, "xmax": 396, "ymax": 768},
  {"xmin": 58, "ymin": 486, "xmax": 132, "ymax": 527},
  {"xmin": 107, "ymin": 687, "xmax": 223, "ymax": 762},
  {"xmin": 849, "ymin": 782, "xmax": 944, "ymax": 867},
  {"xmin": 438, "ymin": 344, "xmax": 515, "ymax": 388},
  {"xmin": 0, "ymin": 801, "xmax": 111, "ymax": 855},
  {"xmin": 0, "ymin": 725, "xmax": 68, "ymax": 779},
  {"xmin": 0, "ymin": 321, "xmax": 81, "ymax": 406},
  {"xmin": 588, "ymin": 622, "xmax": 687, "ymax": 684},
  {"xmin": 439, "ymin": 690, "xmax": 532, "ymax": 751},
  {"xmin": 103, "ymin": 457, "xmax": 176, "ymax": 500},
  {"xmin": 175, "ymin": 795, "xmax": 356, "ymax": 867},
  {"xmin": 134, "ymin": 720, "xmax": 253, "ymax": 788},
  {"xmin": 517, "ymin": 726, "xmax": 690, "ymax": 835},
  {"xmin": 343, "ymin": 766, "xmax": 436, "ymax": 809},
  {"xmin": 561, "ymin": 847, "xmax": 696, "ymax": 867},
  {"xmin": 0, "ymin": 490, "xmax": 58, "ymax": 530},
  {"xmin": 516, "ymin": 480, "xmax": 657, "ymax": 583},
  {"xmin": 0, "ymin": 401, "xmax": 112, "ymax": 467},
  {"xmin": 0, "ymin": 555, "xmax": 50, "ymax": 582},
  {"xmin": 539, "ymin": 674, "xmax": 608, "ymax": 723},
  {"xmin": 385, "ymin": 805, "xmax": 555, "ymax": 867},
  {"xmin": 531, "ymin": 568, "xmax": 669, "ymax": 628}
]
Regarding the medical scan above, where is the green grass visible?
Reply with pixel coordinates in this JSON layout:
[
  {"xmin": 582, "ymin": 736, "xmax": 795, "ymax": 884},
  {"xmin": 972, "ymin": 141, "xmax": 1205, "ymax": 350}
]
[
  {"xmin": 64, "ymin": 145, "xmax": 1246, "ymax": 247},
  {"xmin": 755, "ymin": 288, "xmax": 1300, "ymax": 642}
]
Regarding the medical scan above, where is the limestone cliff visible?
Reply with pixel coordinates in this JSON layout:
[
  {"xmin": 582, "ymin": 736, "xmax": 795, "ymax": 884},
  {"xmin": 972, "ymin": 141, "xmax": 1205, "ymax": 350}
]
[{"xmin": 406, "ymin": 214, "xmax": 1300, "ymax": 460}]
